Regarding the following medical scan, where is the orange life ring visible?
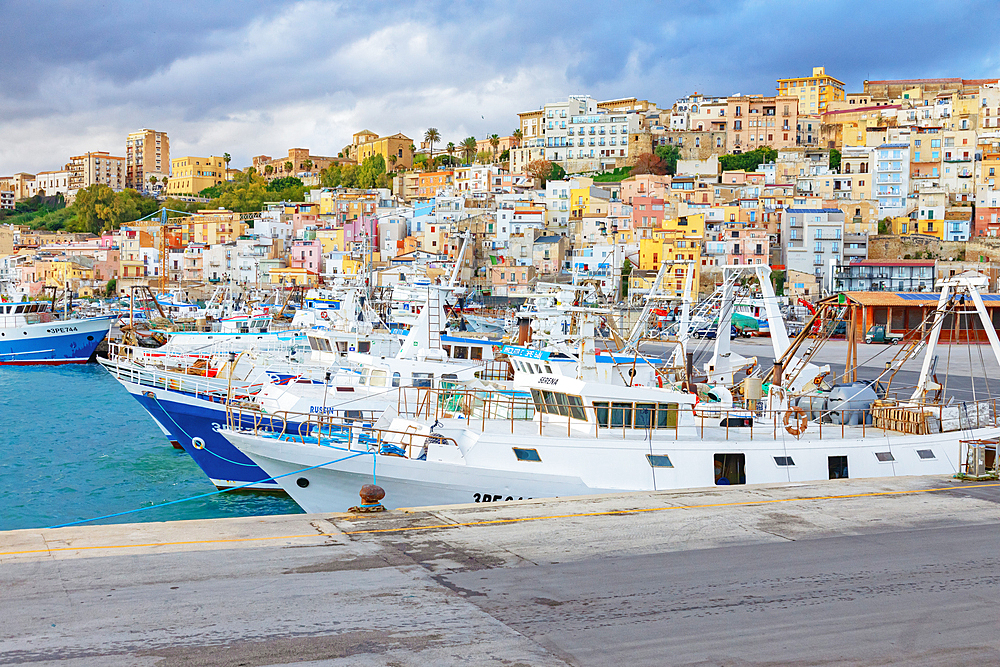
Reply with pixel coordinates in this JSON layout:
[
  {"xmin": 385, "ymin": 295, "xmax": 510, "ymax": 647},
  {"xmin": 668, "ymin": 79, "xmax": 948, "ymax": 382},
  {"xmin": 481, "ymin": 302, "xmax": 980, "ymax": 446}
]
[
  {"xmin": 783, "ymin": 405, "xmax": 809, "ymax": 437},
  {"xmin": 321, "ymin": 311, "xmax": 329, "ymax": 319}
]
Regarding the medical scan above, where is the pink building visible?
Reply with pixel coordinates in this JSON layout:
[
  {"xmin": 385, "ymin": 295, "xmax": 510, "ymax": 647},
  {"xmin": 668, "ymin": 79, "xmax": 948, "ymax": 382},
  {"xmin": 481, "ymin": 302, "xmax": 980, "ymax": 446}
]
[
  {"xmin": 93, "ymin": 248, "xmax": 120, "ymax": 281},
  {"xmin": 724, "ymin": 223, "xmax": 769, "ymax": 266},
  {"xmin": 631, "ymin": 196, "xmax": 666, "ymax": 240},
  {"xmin": 620, "ymin": 174, "xmax": 671, "ymax": 204},
  {"xmin": 290, "ymin": 239, "xmax": 322, "ymax": 272},
  {"xmin": 342, "ymin": 216, "xmax": 378, "ymax": 248}
]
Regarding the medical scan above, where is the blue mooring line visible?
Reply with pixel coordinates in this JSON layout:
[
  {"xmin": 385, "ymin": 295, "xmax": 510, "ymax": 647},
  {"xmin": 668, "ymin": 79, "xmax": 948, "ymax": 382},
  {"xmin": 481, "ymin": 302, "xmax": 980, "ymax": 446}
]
[{"xmin": 44, "ymin": 451, "xmax": 371, "ymax": 530}]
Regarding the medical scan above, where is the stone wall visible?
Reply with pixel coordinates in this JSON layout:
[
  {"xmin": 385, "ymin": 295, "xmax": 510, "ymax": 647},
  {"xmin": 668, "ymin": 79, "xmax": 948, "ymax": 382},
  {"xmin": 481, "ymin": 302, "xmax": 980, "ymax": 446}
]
[{"xmin": 867, "ymin": 235, "xmax": 1000, "ymax": 262}]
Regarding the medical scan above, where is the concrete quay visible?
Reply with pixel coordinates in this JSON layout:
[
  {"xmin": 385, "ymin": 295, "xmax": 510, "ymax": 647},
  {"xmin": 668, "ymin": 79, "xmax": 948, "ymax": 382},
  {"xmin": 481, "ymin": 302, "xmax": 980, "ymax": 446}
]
[{"xmin": 3, "ymin": 476, "xmax": 1000, "ymax": 666}]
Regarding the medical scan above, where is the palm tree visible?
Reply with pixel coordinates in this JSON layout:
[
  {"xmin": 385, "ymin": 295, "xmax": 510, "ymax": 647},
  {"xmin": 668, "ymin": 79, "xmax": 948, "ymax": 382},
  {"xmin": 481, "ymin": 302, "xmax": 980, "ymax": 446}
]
[
  {"xmin": 160, "ymin": 177, "xmax": 168, "ymax": 190},
  {"xmin": 446, "ymin": 142, "xmax": 456, "ymax": 165},
  {"xmin": 424, "ymin": 128, "xmax": 441, "ymax": 166},
  {"xmin": 512, "ymin": 128, "xmax": 523, "ymax": 148},
  {"xmin": 388, "ymin": 154, "xmax": 397, "ymax": 170},
  {"xmin": 489, "ymin": 134, "xmax": 500, "ymax": 162},
  {"xmin": 304, "ymin": 159, "xmax": 313, "ymax": 173},
  {"xmin": 148, "ymin": 175, "xmax": 158, "ymax": 189},
  {"xmin": 223, "ymin": 153, "xmax": 231, "ymax": 170},
  {"xmin": 264, "ymin": 164, "xmax": 274, "ymax": 177},
  {"xmin": 284, "ymin": 161, "xmax": 293, "ymax": 176},
  {"xmin": 462, "ymin": 137, "xmax": 477, "ymax": 164}
]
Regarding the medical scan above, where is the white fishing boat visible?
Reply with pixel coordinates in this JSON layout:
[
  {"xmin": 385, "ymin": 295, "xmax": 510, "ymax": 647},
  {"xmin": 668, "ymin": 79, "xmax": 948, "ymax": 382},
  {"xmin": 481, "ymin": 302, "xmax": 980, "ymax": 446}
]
[{"xmin": 219, "ymin": 271, "xmax": 1000, "ymax": 512}]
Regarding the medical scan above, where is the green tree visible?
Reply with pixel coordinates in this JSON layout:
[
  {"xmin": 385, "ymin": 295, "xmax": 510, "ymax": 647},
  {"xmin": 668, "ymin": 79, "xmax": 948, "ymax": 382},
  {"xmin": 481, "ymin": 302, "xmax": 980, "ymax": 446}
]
[
  {"xmin": 719, "ymin": 146, "xmax": 777, "ymax": 172},
  {"xmin": 475, "ymin": 149, "xmax": 493, "ymax": 163},
  {"xmin": 340, "ymin": 164, "xmax": 359, "ymax": 188},
  {"xmin": 489, "ymin": 134, "xmax": 500, "ymax": 161},
  {"xmin": 770, "ymin": 269, "xmax": 785, "ymax": 296},
  {"xmin": 549, "ymin": 162, "xmax": 566, "ymax": 181},
  {"xmin": 264, "ymin": 164, "xmax": 274, "ymax": 177},
  {"xmin": 73, "ymin": 185, "xmax": 158, "ymax": 234},
  {"xmin": 461, "ymin": 137, "xmax": 477, "ymax": 163},
  {"xmin": 620, "ymin": 257, "xmax": 632, "ymax": 300},
  {"xmin": 104, "ymin": 278, "xmax": 117, "ymax": 297},
  {"xmin": 424, "ymin": 128, "xmax": 441, "ymax": 165},
  {"xmin": 321, "ymin": 164, "xmax": 342, "ymax": 187},
  {"xmin": 357, "ymin": 154, "xmax": 386, "ymax": 188},
  {"xmin": 829, "ymin": 148, "xmax": 842, "ymax": 172},
  {"xmin": 499, "ymin": 148, "xmax": 510, "ymax": 163},
  {"xmin": 654, "ymin": 144, "xmax": 682, "ymax": 175},
  {"xmin": 266, "ymin": 176, "xmax": 304, "ymax": 191},
  {"xmin": 284, "ymin": 161, "xmax": 293, "ymax": 175}
]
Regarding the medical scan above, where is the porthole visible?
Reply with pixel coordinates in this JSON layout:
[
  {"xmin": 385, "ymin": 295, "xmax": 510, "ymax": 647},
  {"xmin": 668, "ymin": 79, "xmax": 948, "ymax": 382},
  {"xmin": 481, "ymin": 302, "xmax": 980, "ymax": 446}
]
[
  {"xmin": 87, "ymin": 335, "xmax": 94, "ymax": 341},
  {"xmin": 296, "ymin": 477, "xmax": 310, "ymax": 488}
]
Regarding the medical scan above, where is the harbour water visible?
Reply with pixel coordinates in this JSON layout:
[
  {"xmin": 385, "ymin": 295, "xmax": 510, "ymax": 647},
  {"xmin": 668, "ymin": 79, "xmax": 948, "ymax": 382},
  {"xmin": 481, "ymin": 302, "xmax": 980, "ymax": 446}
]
[{"xmin": 0, "ymin": 364, "xmax": 301, "ymax": 531}]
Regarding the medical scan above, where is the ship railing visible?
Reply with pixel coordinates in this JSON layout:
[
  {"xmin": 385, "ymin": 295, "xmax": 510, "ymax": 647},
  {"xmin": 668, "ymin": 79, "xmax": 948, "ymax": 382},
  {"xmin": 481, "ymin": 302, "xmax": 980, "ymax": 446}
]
[
  {"xmin": 101, "ymin": 353, "xmax": 248, "ymax": 402},
  {"xmin": 225, "ymin": 406, "xmax": 457, "ymax": 460},
  {"xmin": 394, "ymin": 386, "xmax": 1000, "ymax": 442}
]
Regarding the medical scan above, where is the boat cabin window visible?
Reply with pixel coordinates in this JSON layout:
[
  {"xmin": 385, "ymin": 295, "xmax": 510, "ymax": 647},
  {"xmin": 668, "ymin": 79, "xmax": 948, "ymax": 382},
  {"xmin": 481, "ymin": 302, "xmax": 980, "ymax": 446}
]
[
  {"xmin": 470, "ymin": 347, "xmax": 483, "ymax": 361},
  {"xmin": 323, "ymin": 338, "xmax": 333, "ymax": 352},
  {"xmin": 15, "ymin": 305, "xmax": 24, "ymax": 313},
  {"xmin": 392, "ymin": 372, "xmax": 401, "ymax": 387},
  {"xmin": 714, "ymin": 453, "xmax": 745, "ymax": 485},
  {"xmin": 530, "ymin": 389, "xmax": 587, "ymax": 420},
  {"xmin": 592, "ymin": 402, "xmax": 679, "ymax": 429},
  {"xmin": 369, "ymin": 370, "xmax": 388, "ymax": 387},
  {"xmin": 453, "ymin": 346, "xmax": 468, "ymax": 359},
  {"xmin": 545, "ymin": 365, "xmax": 553, "ymax": 374},
  {"xmin": 412, "ymin": 372, "xmax": 433, "ymax": 388},
  {"xmin": 358, "ymin": 341, "xmax": 371, "ymax": 353},
  {"xmin": 646, "ymin": 454, "xmax": 673, "ymax": 468},
  {"xmin": 337, "ymin": 341, "xmax": 348, "ymax": 353},
  {"xmin": 308, "ymin": 336, "xmax": 322, "ymax": 351}
]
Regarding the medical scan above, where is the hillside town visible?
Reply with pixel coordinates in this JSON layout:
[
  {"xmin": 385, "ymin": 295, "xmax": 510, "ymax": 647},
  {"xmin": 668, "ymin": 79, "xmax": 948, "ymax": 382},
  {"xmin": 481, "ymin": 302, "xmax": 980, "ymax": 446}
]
[{"xmin": 4, "ymin": 67, "xmax": 1000, "ymax": 303}]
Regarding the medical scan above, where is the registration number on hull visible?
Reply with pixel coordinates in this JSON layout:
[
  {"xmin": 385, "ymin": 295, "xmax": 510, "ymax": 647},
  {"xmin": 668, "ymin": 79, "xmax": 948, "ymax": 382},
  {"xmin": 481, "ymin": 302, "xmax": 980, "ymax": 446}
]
[{"xmin": 473, "ymin": 493, "xmax": 530, "ymax": 503}]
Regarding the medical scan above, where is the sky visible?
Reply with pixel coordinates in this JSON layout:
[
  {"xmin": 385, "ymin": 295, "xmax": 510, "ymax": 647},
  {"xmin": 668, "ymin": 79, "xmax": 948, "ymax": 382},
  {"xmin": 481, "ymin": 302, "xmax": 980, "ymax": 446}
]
[{"xmin": 2, "ymin": 0, "xmax": 999, "ymax": 175}]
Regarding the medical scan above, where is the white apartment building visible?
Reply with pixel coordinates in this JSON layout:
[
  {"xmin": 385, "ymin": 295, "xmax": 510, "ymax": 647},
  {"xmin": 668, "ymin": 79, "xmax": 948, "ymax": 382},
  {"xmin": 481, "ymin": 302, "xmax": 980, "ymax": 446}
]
[
  {"xmin": 34, "ymin": 170, "xmax": 72, "ymax": 197},
  {"xmin": 782, "ymin": 207, "xmax": 846, "ymax": 292},
  {"xmin": 872, "ymin": 143, "xmax": 910, "ymax": 216}
]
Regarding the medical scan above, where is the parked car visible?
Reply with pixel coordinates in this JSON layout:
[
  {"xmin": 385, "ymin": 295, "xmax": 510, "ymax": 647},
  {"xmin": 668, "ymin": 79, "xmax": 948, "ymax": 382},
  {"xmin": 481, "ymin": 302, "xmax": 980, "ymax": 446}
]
[{"xmin": 693, "ymin": 324, "xmax": 747, "ymax": 340}]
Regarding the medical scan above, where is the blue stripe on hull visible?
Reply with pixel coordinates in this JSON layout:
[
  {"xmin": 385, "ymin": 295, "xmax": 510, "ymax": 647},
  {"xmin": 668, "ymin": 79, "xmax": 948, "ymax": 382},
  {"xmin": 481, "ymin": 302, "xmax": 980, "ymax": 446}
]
[
  {"xmin": 0, "ymin": 318, "xmax": 112, "ymax": 364},
  {"xmin": 131, "ymin": 392, "xmax": 283, "ymax": 488}
]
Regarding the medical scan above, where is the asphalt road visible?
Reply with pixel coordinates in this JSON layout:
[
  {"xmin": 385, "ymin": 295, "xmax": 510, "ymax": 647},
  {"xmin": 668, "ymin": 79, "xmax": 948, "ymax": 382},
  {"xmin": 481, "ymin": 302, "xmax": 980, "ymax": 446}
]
[
  {"xmin": 446, "ymin": 519, "xmax": 1000, "ymax": 666},
  {"xmin": 4, "ymin": 477, "xmax": 1000, "ymax": 665}
]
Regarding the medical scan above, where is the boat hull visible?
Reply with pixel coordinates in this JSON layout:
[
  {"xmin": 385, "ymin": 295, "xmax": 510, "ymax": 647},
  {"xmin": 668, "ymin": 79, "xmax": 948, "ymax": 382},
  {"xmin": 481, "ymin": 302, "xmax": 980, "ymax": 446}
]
[
  {"xmin": 223, "ymin": 421, "xmax": 1000, "ymax": 513},
  {"xmin": 0, "ymin": 316, "xmax": 113, "ymax": 365}
]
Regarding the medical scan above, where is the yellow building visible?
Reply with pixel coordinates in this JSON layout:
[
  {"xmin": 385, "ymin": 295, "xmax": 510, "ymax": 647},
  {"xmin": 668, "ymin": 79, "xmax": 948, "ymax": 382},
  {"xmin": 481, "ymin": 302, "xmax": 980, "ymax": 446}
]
[
  {"xmin": 777, "ymin": 66, "xmax": 845, "ymax": 114},
  {"xmin": 637, "ymin": 216, "xmax": 703, "ymax": 297},
  {"xmin": 269, "ymin": 267, "xmax": 319, "ymax": 286},
  {"xmin": 344, "ymin": 130, "xmax": 414, "ymax": 169},
  {"xmin": 166, "ymin": 156, "xmax": 227, "ymax": 196},
  {"xmin": 634, "ymin": 234, "xmax": 701, "ymax": 297},
  {"xmin": 891, "ymin": 216, "xmax": 945, "ymax": 240},
  {"xmin": 48, "ymin": 257, "xmax": 95, "ymax": 288}
]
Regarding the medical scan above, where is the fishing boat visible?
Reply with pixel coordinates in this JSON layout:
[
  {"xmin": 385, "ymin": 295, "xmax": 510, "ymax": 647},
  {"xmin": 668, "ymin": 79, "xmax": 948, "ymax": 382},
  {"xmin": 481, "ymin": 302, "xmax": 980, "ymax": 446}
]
[
  {"xmin": 218, "ymin": 271, "xmax": 1000, "ymax": 512},
  {"xmin": 0, "ymin": 299, "xmax": 113, "ymax": 365}
]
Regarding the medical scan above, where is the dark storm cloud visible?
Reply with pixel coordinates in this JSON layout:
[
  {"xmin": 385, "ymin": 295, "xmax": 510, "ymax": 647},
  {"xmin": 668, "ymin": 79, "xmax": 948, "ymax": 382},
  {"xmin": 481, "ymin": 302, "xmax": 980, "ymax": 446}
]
[{"xmin": 1, "ymin": 0, "xmax": 998, "ymax": 173}]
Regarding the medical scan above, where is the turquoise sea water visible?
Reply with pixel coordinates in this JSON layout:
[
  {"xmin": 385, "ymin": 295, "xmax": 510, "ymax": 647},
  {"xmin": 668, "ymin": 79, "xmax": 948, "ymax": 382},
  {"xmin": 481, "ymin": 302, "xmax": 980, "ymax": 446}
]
[{"xmin": 0, "ymin": 364, "xmax": 302, "ymax": 531}]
